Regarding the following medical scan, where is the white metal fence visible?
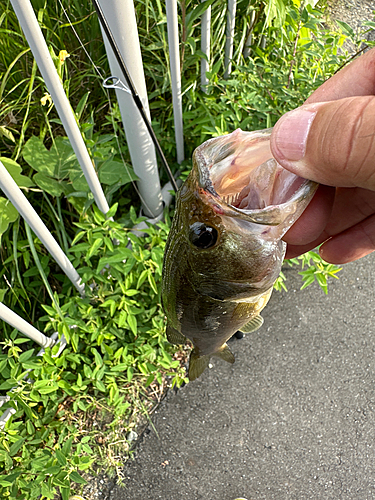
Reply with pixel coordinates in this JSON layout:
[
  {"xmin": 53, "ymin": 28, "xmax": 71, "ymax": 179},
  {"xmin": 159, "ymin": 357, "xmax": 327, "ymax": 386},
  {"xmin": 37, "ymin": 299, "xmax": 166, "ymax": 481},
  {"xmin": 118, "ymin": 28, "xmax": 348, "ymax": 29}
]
[{"xmin": 0, "ymin": 0, "xmax": 235, "ymax": 425}]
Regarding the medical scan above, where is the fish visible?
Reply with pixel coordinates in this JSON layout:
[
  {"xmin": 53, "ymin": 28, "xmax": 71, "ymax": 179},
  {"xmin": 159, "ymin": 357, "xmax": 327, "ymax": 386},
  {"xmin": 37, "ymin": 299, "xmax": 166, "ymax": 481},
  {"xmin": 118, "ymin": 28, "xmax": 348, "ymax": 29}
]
[{"xmin": 161, "ymin": 128, "xmax": 317, "ymax": 381}]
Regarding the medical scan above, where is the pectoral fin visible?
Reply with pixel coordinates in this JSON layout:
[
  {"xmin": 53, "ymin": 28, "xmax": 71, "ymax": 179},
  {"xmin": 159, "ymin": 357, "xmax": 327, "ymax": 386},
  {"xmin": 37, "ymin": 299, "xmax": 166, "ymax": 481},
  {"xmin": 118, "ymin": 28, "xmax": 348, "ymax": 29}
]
[
  {"xmin": 166, "ymin": 324, "xmax": 186, "ymax": 345},
  {"xmin": 188, "ymin": 349, "xmax": 210, "ymax": 381},
  {"xmin": 239, "ymin": 315, "xmax": 264, "ymax": 333}
]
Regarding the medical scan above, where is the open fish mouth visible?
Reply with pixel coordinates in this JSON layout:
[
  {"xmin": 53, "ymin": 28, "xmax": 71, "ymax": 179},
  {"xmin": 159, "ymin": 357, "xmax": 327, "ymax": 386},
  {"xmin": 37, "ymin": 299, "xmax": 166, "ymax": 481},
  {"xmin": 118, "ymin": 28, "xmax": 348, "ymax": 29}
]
[{"xmin": 194, "ymin": 128, "xmax": 317, "ymax": 227}]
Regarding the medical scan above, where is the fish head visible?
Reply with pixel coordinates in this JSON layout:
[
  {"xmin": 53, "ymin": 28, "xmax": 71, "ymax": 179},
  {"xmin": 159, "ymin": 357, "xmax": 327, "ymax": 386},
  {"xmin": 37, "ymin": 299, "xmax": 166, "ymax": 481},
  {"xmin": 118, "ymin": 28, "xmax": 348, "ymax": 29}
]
[{"xmin": 172, "ymin": 128, "xmax": 318, "ymax": 302}]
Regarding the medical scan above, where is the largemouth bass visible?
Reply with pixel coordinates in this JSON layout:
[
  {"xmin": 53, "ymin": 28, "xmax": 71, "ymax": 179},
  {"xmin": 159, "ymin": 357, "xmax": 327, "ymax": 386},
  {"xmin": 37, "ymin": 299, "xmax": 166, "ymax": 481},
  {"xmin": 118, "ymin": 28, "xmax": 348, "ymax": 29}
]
[{"xmin": 162, "ymin": 128, "xmax": 317, "ymax": 381}]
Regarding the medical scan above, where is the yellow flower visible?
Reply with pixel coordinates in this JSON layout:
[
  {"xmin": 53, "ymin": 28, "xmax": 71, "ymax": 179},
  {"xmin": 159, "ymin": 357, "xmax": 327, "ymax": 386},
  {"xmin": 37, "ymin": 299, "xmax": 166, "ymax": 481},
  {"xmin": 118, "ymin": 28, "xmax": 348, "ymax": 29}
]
[
  {"xmin": 40, "ymin": 93, "xmax": 52, "ymax": 106},
  {"xmin": 59, "ymin": 50, "xmax": 70, "ymax": 63}
]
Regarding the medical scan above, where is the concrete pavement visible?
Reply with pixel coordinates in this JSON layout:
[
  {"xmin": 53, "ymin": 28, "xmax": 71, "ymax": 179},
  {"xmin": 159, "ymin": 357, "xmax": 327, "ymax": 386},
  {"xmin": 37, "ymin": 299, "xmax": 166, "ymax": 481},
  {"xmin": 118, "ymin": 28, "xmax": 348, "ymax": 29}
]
[{"xmin": 112, "ymin": 254, "xmax": 375, "ymax": 500}]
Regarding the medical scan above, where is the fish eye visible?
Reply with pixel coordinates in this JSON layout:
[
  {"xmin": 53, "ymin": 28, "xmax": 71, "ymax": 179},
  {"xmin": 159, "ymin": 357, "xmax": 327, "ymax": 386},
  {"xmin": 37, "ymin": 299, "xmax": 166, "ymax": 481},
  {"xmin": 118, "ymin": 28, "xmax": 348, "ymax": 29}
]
[{"xmin": 189, "ymin": 222, "xmax": 218, "ymax": 249}]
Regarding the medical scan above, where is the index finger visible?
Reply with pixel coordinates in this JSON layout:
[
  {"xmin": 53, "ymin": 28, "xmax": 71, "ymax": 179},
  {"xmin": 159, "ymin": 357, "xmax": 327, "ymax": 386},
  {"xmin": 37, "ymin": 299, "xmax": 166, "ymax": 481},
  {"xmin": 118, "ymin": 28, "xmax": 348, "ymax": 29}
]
[{"xmin": 306, "ymin": 48, "xmax": 375, "ymax": 104}]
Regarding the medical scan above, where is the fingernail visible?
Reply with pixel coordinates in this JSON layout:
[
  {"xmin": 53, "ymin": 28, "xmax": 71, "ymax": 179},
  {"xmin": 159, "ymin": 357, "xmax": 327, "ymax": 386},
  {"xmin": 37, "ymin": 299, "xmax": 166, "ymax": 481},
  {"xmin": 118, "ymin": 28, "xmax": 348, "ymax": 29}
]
[{"xmin": 273, "ymin": 106, "xmax": 318, "ymax": 162}]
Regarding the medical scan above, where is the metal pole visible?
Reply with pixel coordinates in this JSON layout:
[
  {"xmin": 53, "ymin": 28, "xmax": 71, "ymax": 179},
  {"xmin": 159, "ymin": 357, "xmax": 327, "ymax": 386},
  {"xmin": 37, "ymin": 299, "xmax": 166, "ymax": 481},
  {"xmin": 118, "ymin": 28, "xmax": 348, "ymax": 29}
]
[
  {"xmin": 165, "ymin": 0, "xmax": 185, "ymax": 164},
  {"xmin": 10, "ymin": 0, "xmax": 110, "ymax": 215},
  {"xmin": 0, "ymin": 161, "xmax": 84, "ymax": 295},
  {"xmin": 0, "ymin": 302, "xmax": 55, "ymax": 348},
  {"xmin": 201, "ymin": 0, "xmax": 211, "ymax": 92},
  {"xmin": 243, "ymin": 10, "xmax": 255, "ymax": 59},
  {"xmin": 224, "ymin": 0, "xmax": 237, "ymax": 79},
  {"xmin": 97, "ymin": 0, "xmax": 164, "ymax": 218}
]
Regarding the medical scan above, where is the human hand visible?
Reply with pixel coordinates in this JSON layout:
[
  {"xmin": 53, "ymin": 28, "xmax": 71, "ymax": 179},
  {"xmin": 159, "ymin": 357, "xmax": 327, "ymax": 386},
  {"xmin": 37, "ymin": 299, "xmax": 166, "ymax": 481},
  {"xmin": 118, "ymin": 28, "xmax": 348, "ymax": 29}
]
[{"xmin": 270, "ymin": 47, "xmax": 375, "ymax": 264}]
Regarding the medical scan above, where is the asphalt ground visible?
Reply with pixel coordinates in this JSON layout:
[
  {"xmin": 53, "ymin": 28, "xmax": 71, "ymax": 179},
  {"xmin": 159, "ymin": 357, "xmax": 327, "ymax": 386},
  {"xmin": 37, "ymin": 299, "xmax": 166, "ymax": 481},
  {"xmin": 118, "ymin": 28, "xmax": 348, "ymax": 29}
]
[{"xmin": 111, "ymin": 253, "xmax": 375, "ymax": 500}]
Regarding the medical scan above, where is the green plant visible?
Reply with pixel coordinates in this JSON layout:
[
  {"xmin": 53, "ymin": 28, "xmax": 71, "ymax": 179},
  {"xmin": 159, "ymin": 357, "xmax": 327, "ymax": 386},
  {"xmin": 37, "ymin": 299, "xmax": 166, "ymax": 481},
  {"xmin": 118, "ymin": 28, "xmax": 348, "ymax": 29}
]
[
  {"xmin": 0, "ymin": 203, "xmax": 187, "ymax": 499},
  {"xmin": 274, "ymin": 251, "xmax": 342, "ymax": 294}
]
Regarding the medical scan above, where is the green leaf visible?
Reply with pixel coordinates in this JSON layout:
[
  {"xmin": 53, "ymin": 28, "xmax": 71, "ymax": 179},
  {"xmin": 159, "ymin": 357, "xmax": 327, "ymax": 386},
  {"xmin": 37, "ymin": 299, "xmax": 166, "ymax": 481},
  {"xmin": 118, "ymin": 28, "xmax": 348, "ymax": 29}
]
[
  {"xmin": 38, "ymin": 385, "xmax": 59, "ymax": 394},
  {"xmin": 185, "ymin": 0, "xmax": 216, "ymax": 34},
  {"xmin": 0, "ymin": 157, "xmax": 34, "ymax": 188},
  {"xmin": 41, "ymin": 481, "xmax": 56, "ymax": 498},
  {"xmin": 93, "ymin": 204, "xmax": 106, "ymax": 224},
  {"xmin": 0, "ymin": 479, "xmax": 12, "ymax": 487},
  {"xmin": 98, "ymin": 159, "xmax": 138, "ymax": 185},
  {"xmin": 127, "ymin": 314, "xmax": 137, "ymax": 335},
  {"xmin": 137, "ymin": 269, "xmax": 149, "ymax": 289},
  {"xmin": 55, "ymin": 449, "xmax": 67, "ymax": 466},
  {"xmin": 60, "ymin": 487, "xmax": 70, "ymax": 500},
  {"xmin": 33, "ymin": 172, "xmax": 66, "ymax": 197},
  {"xmin": 110, "ymin": 363, "xmax": 130, "ymax": 372},
  {"xmin": 95, "ymin": 380, "xmax": 106, "ymax": 392},
  {"xmin": 42, "ymin": 304, "xmax": 56, "ymax": 315},
  {"xmin": 147, "ymin": 272, "xmax": 158, "ymax": 294},
  {"xmin": 23, "ymin": 136, "xmax": 55, "ymax": 176},
  {"xmin": 69, "ymin": 242, "xmax": 91, "ymax": 253},
  {"xmin": 69, "ymin": 470, "xmax": 87, "ymax": 484},
  {"xmin": 2, "ymin": 471, "xmax": 22, "ymax": 484},
  {"xmin": 0, "ymin": 450, "xmax": 12, "ymax": 468},
  {"xmin": 18, "ymin": 349, "xmax": 35, "ymax": 363},
  {"xmin": 0, "ymin": 197, "xmax": 18, "ymax": 235},
  {"xmin": 75, "ymin": 91, "xmax": 90, "ymax": 120},
  {"xmin": 22, "ymin": 360, "xmax": 42, "ymax": 370},
  {"xmin": 87, "ymin": 237, "xmax": 103, "ymax": 258},
  {"xmin": 117, "ymin": 310, "xmax": 127, "ymax": 328},
  {"xmin": 96, "ymin": 248, "xmax": 133, "ymax": 272},
  {"xmin": 9, "ymin": 438, "xmax": 25, "ymax": 457},
  {"xmin": 23, "ymin": 136, "xmax": 78, "ymax": 177},
  {"xmin": 92, "ymin": 348, "xmax": 103, "ymax": 367},
  {"xmin": 106, "ymin": 202, "xmax": 118, "ymax": 219},
  {"xmin": 0, "ymin": 125, "xmax": 15, "ymax": 142},
  {"xmin": 45, "ymin": 466, "xmax": 62, "ymax": 475},
  {"xmin": 0, "ymin": 379, "xmax": 16, "ymax": 390},
  {"xmin": 69, "ymin": 169, "xmax": 89, "ymax": 191},
  {"xmin": 336, "ymin": 20, "xmax": 354, "ymax": 37},
  {"xmin": 24, "ymin": 136, "xmax": 80, "ymax": 196},
  {"xmin": 62, "ymin": 437, "xmax": 73, "ymax": 456}
]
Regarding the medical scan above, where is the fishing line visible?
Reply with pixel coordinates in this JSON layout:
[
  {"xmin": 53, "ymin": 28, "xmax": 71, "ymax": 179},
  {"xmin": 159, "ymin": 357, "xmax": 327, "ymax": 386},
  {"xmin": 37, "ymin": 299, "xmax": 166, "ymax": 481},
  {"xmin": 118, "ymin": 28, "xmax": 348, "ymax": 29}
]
[
  {"xmin": 56, "ymin": 0, "xmax": 154, "ymax": 216},
  {"xmin": 57, "ymin": 0, "xmax": 105, "ymax": 78},
  {"xmin": 90, "ymin": 0, "xmax": 179, "ymax": 193}
]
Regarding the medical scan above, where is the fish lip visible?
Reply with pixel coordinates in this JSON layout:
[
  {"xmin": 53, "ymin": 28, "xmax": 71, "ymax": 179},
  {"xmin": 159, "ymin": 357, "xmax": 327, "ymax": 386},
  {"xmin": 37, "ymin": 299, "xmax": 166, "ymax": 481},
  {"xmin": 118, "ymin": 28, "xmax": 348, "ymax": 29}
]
[{"xmin": 193, "ymin": 128, "xmax": 318, "ymax": 227}]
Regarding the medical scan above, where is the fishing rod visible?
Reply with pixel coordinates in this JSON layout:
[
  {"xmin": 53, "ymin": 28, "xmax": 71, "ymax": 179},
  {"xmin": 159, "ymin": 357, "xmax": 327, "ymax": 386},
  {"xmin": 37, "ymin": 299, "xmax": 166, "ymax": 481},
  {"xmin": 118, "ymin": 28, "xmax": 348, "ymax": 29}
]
[{"xmin": 91, "ymin": 0, "xmax": 179, "ymax": 193}]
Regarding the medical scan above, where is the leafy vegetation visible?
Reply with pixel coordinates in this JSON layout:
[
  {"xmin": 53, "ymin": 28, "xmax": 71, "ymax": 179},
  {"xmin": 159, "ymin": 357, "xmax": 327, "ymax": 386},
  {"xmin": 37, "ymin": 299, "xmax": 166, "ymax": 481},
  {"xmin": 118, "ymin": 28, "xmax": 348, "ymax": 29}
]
[
  {"xmin": 0, "ymin": 0, "xmax": 372, "ymax": 498},
  {"xmin": 0, "ymin": 204, "xmax": 186, "ymax": 499}
]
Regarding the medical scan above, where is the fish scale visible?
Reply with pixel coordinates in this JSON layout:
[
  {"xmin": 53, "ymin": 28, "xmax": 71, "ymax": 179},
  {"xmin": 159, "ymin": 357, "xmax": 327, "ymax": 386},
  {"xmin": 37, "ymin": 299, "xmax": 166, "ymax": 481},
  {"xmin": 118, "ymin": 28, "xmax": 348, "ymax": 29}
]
[{"xmin": 162, "ymin": 128, "xmax": 317, "ymax": 381}]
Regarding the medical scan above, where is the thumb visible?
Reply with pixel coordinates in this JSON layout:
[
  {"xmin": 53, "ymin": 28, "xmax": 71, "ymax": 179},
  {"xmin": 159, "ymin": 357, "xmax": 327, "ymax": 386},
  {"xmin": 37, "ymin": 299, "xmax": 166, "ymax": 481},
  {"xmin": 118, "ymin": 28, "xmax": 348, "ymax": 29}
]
[{"xmin": 270, "ymin": 96, "xmax": 375, "ymax": 190}]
